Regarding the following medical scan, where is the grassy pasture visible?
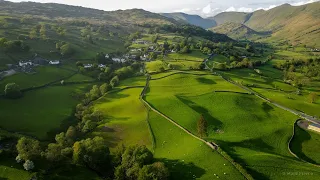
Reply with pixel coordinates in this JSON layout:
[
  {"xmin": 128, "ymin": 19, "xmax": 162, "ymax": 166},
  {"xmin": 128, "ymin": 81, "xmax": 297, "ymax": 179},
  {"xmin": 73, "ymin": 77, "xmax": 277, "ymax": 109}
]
[
  {"xmin": 0, "ymin": 66, "xmax": 75, "ymax": 91},
  {"xmin": 90, "ymin": 87, "xmax": 152, "ymax": 149},
  {"xmin": 166, "ymin": 51, "xmax": 206, "ymax": 61},
  {"xmin": 223, "ymin": 68, "xmax": 296, "ymax": 91},
  {"xmin": 145, "ymin": 72, "xmax": 320, "ymax": 179},
  {"xmin": 0, "ymin": 84, "xmax": 92, "ymax": 139},
  {"xmin": 253, "ymin": 88, "xmax": 320, "ymax": 117},
  {"xmin": 64, "ymin": 73, "xmax": 95, "ymax": 82},
  {"xmin": 148, "ymin": 111, "xmax": 245, "ymax": 180},
  {"xmin": 146, "ymin": 73, "xmax": 246, "ymax": 134},
  {"xmin": 0, "ymin": 157, "xmax": 32, "ymax": 180},
  {"xmin": 290, "ymin": 124, "xmax": 320, "ymax": 164}
]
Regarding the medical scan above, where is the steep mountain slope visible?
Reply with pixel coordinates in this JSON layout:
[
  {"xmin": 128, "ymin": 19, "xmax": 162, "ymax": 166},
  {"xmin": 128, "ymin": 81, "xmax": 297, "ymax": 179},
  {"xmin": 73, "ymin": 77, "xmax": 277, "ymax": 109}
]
[
  {"xmin": 207, "ymin": 2, "xmax": 320, "ymax": 47},
  {"xmin": 245, "ymin": 2, "xmax": 320, "ymax": 47},
  {"xmin": 210, "ymin": 22, "xmax": 267, "ymax": 40},
  {"xmin": 161, "ymin": 12, "xmax": 216, "ymax": 29},
  {"xmin": 208, "ymin": 12, "xmax": 250, "ymax": 26}
]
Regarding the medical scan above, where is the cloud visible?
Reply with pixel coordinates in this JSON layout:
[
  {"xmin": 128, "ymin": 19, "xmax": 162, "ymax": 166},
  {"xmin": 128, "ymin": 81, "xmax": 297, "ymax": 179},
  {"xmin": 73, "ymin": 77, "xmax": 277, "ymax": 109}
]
[
  {"xmin": 174, "ymin": 8, "xmax": 191, "ymax": 13},
  {"xmin": 292, "ymin": 0, "xmax": 319, "ymax": 6},
  {"xmin": 202, "ymin": 4, "xmax": 212, "ymax": 14},
  {"xmin": 225, "ymin": 6, "xmax": 252, "ymax": 12}
]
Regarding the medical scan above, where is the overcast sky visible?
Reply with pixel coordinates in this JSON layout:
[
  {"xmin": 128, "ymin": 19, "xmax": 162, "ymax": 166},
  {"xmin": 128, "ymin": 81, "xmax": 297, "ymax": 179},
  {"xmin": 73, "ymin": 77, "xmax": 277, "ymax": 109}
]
[{"xmin": 8, "ymin": 0, "xmax": 320, "ymax": 17}]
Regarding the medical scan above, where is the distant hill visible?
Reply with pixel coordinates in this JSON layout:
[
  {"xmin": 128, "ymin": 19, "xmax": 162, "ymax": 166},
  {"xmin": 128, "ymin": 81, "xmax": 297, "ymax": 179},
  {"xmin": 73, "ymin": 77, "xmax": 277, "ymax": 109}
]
[
  {"xmin": 208, "ymin": 12, "xmax": 251, "ymax": 26},
  {"xmin": 206, "ymin": 2, "xmax": 320, "ymax": 47},
  {"xmin": 210, "ymin": 22, "xmax": 268, "ymax": 40},
  {"xmin": 160, "ymin": 12, "xmax": 216, "ymax": 29}
]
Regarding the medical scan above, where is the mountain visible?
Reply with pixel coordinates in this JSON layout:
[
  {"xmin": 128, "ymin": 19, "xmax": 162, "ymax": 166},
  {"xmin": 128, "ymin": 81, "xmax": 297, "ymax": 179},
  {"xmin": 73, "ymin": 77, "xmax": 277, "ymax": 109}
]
[
  {"xmin": 208, "ymin": 12, "xmax": 251, "ymax": 26},
  {"xmin": 160, "ymin": 12, "xmax": 216, "ymax": 29},
  {"xmin": 207, "ymin": 2, "xmax": 320, "ymax": 47},
  {"xmin": 210, "ymin": 22, "xmax": 268, "ymax": 40}
]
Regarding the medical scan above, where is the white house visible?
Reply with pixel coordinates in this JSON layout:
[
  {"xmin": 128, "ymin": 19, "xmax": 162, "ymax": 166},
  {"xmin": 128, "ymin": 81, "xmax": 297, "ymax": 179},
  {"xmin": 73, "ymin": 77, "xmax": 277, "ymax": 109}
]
[
  {"xmin": 105, "ymin": 54, "xmax": 110, "ymax": 58},
  {"xmin": 98, "ymin": 64, "xmax": 106, "ymax": 68},
  {"xmin": 84, "ymin": 64, "xmax": 93, "ymax": 68},
  {"xmin": 49, "ymin": 60, "xmax": 60, "ymax": 65},
  {"xmin": 19, "ymin": 61, "xmax": 33, "ymax": 67}
]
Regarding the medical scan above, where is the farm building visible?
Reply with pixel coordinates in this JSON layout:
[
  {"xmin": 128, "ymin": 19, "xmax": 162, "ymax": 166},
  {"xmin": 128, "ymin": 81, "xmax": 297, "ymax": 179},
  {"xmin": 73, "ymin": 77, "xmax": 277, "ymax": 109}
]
[
  {"xmin": 105, "ymin": 54, "xmax": 110, "ymax": 58},
  {"xmin": 112, "ymin": 58, "xmax": 125, "ymax": 63},
  {"xmin": 308, "ymin": 123, "xmax": 320, "ymax": 133},
  {"xmin": 49, "ymin": 60, "xmax": 60, "ymax": 65},
  {"xmin": 19, "ymin": 61, "xmax": 33, "ymax": 67},
  {"xmin": 84, "ymin": 64, "xmax": 93, "ymax": 68},
  {"xmin": 98, "ymin": 64, "xmax": 106, "ymax": 68}
]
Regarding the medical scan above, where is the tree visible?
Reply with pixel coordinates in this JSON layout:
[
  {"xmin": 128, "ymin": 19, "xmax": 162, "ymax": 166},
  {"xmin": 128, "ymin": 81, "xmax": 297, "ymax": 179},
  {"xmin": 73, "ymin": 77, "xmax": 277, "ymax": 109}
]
[
  {"xmin": 66, "ymin": 126, "xmax": 77, "ymax": 140},
  {"xmin": 60, "ymin": 43, "xmax": 75, "ymax": 57},
  {"xmin": 99, "ymin": 83, "xmax": 110, "ymax": 95},
  {"xmin": 4, "ymin": 83, "xmax": 22, "ymax": 99},
  {"xmin": 197, "ymin": 115, "xmax": 207, "ymax": 138},
  {"xmin": 138, "ymin": 162, "xmax": 169, "ymax": 180},
  {"xmin": 16, "ymin": 137, "xmax": 41, "ymax": 161},
  {"xmin": 309, "ymin": 92, "xmax": 318, "ymax": 104},
  {"xmin": 81, "ymin": 120, "xmax": 97, "ymax": 133},
  {"xmin": 215, "ymin": 63, "xmax": 227, "ymax": 70},
  {"xmin": 23, "ymin": 160, "xmax": 34, "ymax": 171},
  {"xmin": 110, "ymin": 76, "xmax": 120, "ymax": 88},
  {"xmin": 72, "ymin": 137, "xmax": 110, "ymax": 171},
  {"xmin": 114, "ymin": 145, "xmax": 153, "ymax": 180},
  {"xmin": 95, "ymin": 52, "xmax": 107, "ymax": 64},
  {"xmin": 44, "ymin": 143, "xmax": 65, "ymax": 162}
]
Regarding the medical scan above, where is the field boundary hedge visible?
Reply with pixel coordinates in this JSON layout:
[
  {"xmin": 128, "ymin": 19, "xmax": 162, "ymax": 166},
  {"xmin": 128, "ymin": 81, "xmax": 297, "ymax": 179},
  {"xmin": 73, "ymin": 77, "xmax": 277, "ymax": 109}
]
[{"xmin": 139, "ymin": 75, "xmax": 156, "ymax": 151}]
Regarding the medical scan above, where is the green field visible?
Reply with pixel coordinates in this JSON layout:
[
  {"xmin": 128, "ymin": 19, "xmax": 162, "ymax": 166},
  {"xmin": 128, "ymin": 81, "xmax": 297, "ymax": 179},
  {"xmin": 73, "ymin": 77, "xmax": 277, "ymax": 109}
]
[
  {"xmin": 0, "ymin": 66, "xmax": 75, "ymax": 91},
  {"xmin": 290, "ymin": 124, "xmax": 320, "ymax": 164},
  {"xmin": 64, "ymin": 73, "xmax": 95, "ymax": 82},
  {"xmin": 0, "ymin": 84, "xmax": 92, "ymax": 139},
  {"xmin": 148, "ymin": 111, "xmax": 245, "ymax": 180},
  {"xmin": 90, "ymin": 87, "xmax": 152, "ymax": 149},
  {"xmin": 0, "ymin": 157, "xmax": 33, "ymax": 180},
  {"xmin": 145, "ymin": 72, "xmax": 320, "ymax": 179}
]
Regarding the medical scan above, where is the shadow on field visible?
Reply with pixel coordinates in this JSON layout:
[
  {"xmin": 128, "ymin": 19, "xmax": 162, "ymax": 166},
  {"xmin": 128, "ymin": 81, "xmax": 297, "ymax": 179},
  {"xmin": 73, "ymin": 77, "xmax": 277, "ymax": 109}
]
[
  {"xmin": 0, "ymin": 178, "xmax": 8, "ymax": 180},
  {"xmin": 156, "ymin": 158, "xmax": 206, "ymax": 179},
  {"xmin": 47, "ymin": 110, "xmax": 78, "ymax": 141},
  {"xmin": 262, "ymin": 102, "xmax": 274, "ymax": 114},
  {"xmin": 196, "ymin": 77, "xmax": 216, "ymax": 84},
  {"xmin": 176, "ymin": 96, "xmax": 223, "ymax": 130},
  {"xmin": 290, "ymin": 124, "xmax": 318, "ymax": 164},
  {"xmin": 215, "ymin": 140, "xmax": 270, "ymax": 180}
]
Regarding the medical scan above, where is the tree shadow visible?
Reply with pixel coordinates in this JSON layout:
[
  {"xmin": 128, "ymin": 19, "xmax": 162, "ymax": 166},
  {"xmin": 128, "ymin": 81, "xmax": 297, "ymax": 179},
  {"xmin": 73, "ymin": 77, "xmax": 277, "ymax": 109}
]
[
  {"xmin": 289, "ymin": 124, "xmax": 318, "ymax": 164},
  {"xmin": 156, "ymin": 158, "xmax": 206, "ymax": 180},
  {"xmin": 46, "ymin": 109, "xmax": 78, "ymax": 141},
  {"xmin": 176, "ymin": 96, "xmax": 223, "ymax": 131},
  {"xmin": 214, "ymin": 139, "xmax": 271, "ymax": 180},
  {"xmin": 262, "ymin": 102, "xmax": 274, "ymax": 115},
  {"xmin": 196, "ymin": 77, "xmax": 216, "ymax": 84}
]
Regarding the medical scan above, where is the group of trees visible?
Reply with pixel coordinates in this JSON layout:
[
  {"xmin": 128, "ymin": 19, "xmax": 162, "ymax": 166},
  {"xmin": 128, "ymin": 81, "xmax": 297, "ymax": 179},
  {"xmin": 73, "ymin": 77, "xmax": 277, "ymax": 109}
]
[
  {"xmin": 275, "ymin": 58, "xmax": 320, "ymax": 88},
  {"xmin": 56, "ymin": 41, "xmax": 75, "ymax": 57},
  {"xmin": 0, "ymin": 38, "xmax": 30, "ymax": 53},
  {"xmin": 114, "ymin": 145, "xmax": 169, "ymax": 180}
]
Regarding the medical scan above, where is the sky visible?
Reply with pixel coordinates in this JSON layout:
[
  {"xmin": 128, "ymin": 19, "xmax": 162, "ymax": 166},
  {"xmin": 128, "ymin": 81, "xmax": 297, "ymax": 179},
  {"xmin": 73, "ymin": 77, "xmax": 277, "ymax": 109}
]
[{"xmin": 7, "ymin": 0, "xmax": 320, "ymax": 17}]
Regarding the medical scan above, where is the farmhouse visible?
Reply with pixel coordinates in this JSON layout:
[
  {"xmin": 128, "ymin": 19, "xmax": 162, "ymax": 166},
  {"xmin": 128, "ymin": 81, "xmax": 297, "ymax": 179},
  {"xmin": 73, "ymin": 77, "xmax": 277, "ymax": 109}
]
[
  {"xmin": 112, "ymin": 58, "xmax": 125, "ymax": 63},
  {"xmin": 19, "ymin": 61, "xmax": 33, "ymax": 67},
  {"xmin": 49, "ymin": 60, "xmax": 60, "ymax": 65},
  {"xmin": 308, "ymin": 123, "xmax": 320, "ymax": 133},
  {"xmin": 84, "ymin": 64, "xmax": 93, "ymax": 68},
  {"xmin": 98, "ymin": 64, "xmax": 106, "ymax": 68}
]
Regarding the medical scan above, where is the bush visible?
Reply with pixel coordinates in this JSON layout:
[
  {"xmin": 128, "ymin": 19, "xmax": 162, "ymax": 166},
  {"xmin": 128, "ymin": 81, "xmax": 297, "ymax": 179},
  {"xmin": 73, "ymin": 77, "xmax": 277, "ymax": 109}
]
[
  {"xmin": 4, "ymin": 83, "xmax": 22, "ymax": 99},
  {"xmin": 23, "ymin": 160, "xmax": 34, "ymax": 171}
]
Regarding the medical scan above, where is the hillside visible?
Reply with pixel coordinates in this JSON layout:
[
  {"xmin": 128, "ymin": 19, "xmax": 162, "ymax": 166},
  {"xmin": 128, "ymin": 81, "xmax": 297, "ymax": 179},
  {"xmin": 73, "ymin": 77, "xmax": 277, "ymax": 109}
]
[
  {"xmin": 161, "ymin": 12, "xmax": 216, "ymax": 29},
  {"xmin": 208, "ymin": 12, "xmax": 250, "ymax": 26},
  {"xmin": 0, "ymin": 1, "xmax": 232, "ymax": 69},
  {"xmin": 207, "ymin": 2, "xmax": 320, "ymax": 47},
  {"xmin": 210, "ymin": 22, "xmax": 268, "ymax": 40}
]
